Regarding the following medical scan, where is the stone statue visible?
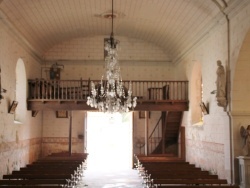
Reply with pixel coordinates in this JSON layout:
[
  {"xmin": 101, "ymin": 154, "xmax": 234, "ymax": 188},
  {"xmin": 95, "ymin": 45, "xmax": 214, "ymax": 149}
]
[
  {"xmin": 241, "ymin": 125, "xmax": 250, "ymax": 156},
  {"xmin": 215, "ymin": 60, "xmax": 227, "ymax": 107}
]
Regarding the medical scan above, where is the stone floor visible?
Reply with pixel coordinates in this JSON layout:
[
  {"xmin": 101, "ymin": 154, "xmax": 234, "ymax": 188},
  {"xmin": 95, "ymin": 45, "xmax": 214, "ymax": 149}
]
[
  {"xmin": 75, "ymin": 157, "xmax": 143, "ymax": 188},
  {"xmin": 77, "ymin": 168, "xmax": 144, "ymax": 188}
]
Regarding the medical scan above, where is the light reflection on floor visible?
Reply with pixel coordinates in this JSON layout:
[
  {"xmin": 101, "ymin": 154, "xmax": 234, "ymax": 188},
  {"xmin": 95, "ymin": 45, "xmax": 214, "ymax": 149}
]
[
  {"xmin": 78, "ymin": 167, "xmax": 143, "ymax": 188},
  {"xmin": 79, "ymin": 112, "xmax": 143, "ymax": 187}
]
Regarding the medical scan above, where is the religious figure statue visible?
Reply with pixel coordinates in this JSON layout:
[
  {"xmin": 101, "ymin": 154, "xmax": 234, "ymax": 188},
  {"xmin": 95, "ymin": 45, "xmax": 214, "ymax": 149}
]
[
  {"xmin": 241, "ymin": 125, "xmax": 250, "ymax": 156},
  {"xmin": 215, "ymin": 60, "xmax": 227, "ymax": 107}
]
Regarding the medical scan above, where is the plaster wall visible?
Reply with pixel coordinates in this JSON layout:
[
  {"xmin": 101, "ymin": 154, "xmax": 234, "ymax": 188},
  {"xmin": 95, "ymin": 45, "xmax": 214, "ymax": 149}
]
[
  {"xmin": 0, "ymin": 25, "xmax": 42, "ymax": 178},
  {"xmin": 43, "ymin": 36, "xmax": 185, "ymax": 81},
  {"xmin": 42, "ymin": 111, "xmax": 85, "ymax": 157},
  {"xmin": 180, "ymin": 21, "xmax": 229, "ymax": 180},
  {"xmin": 41, "ymin": 36, "xmax": 184, "ymax": 156},
  {"xmin": 230, "ymin": 3, "xmax": 250, "ymax": 185},
  {"xmin": 179, "ymin": 2, "xmax": 250, "ymax": 184}
]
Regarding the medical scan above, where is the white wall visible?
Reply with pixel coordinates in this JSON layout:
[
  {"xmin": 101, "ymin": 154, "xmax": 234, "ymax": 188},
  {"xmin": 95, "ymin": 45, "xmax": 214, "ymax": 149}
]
[
  {"xmin": 180, "ymin": 21, "xmax": 229, "ymax": 179},
  {"xmin": 41, "ymin": 36, "xmax": 183, "ymax": 156},
  {"xmin": 179, "ymin": 2, "xmax": 250, "ymax": 184},
  {"xmin": 0, "ymin": 24, "xmax": 42, "ymax": 178},
  {"xmin": 43, "ymin": 36, "xmax": 184, "ymax": 81}
]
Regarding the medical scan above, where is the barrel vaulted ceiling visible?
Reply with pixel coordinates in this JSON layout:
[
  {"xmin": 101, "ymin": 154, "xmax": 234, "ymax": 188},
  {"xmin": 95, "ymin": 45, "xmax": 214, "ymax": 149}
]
[{"xmin": 0, "ymin": 0, "xmax": 248, "ymax": 63}]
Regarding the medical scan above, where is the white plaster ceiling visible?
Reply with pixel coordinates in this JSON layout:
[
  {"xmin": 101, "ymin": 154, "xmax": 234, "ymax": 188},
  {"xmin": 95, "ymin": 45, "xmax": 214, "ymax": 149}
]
[{"xmin": 0, "ymin": 0, "xmax": 247, "ymax": 63}]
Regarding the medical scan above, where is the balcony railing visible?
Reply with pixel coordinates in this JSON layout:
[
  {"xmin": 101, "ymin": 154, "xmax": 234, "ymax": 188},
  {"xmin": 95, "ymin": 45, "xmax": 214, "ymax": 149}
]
[{"xmin": 28, "ymin": 79, "xmax": 188, "ymax": 101}]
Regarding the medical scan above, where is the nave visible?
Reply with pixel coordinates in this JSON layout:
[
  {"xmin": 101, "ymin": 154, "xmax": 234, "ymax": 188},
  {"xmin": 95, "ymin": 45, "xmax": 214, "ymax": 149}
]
[{"xmin": 0, "ymin": 152, "xmax": 240, "ymax": 188}]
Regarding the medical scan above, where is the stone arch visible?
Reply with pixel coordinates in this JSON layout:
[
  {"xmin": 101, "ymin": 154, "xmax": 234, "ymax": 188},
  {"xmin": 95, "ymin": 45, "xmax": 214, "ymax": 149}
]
[
  {"xmin": 230, "ymin": 28, "xmax": 250, "ymax": 184},
  {"xmin": 232, "ymin": 30, "xmax": 250, "ymax": 113},
  {"xmin": 15, "ymin": 58, "xmax": 27, "ymax": 123}
]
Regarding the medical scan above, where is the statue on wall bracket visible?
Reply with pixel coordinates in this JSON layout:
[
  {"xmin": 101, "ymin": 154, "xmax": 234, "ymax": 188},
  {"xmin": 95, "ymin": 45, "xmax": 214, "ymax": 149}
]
[
  {"xmin": 240, "ymin": 125, "xmax": 250, "ymax": 156},
  {"xmin": 215, "ymin": 60, "xmax": 227, "ymax": 108}
]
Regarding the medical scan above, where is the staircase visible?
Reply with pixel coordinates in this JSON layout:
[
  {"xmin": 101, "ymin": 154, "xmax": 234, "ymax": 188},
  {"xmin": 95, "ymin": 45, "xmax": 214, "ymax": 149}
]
[{"xmin": 151, "ymin": 111, "xmax": 183, "ymax": 155}]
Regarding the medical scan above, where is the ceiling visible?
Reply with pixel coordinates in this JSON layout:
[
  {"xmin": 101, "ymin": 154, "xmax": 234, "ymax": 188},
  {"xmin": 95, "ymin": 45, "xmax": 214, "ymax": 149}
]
[{"xmin": 0, "ymin": 0, "xmax": 247, "ymax": 63}]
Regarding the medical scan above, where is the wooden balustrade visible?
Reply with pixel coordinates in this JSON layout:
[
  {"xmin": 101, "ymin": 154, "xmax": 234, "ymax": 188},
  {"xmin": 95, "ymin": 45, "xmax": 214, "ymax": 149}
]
[{"xmin": 28, "ymin": 79, "xmax": 188, "ymax": 101}]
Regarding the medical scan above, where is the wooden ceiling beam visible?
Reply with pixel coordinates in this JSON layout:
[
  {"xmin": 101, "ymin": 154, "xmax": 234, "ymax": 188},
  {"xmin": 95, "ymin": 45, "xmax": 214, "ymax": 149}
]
[{"xmin": 27, "ymin": 100, "xmax": 188, "ymax": 111}]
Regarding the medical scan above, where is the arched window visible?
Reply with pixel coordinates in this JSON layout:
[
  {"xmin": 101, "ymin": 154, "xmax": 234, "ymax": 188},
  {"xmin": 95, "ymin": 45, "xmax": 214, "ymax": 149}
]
[
  {"xmin": 15, "ymin": 58, "xmax": 27, "ymax": 124},
  {"xmin": 190, "ymin": 62, "xmax": 203, "ymax": 125}
]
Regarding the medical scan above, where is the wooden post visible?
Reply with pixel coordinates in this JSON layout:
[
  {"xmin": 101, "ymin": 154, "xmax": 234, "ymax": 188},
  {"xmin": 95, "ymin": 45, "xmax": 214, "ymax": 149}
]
[
  {"xmin": 144, "ymin": 111, "xmax": 149, "ymax": 156},
  {"xmin": 69, "ymin": 111, "xmax": 72, "ymax": 156},
  {"xmin": 181, "ymin": 126, "xmax": 184, "ymax": 159},
  {"xmin": 162, "ymin": 112, "xmax": 166, "ymax": 154}
]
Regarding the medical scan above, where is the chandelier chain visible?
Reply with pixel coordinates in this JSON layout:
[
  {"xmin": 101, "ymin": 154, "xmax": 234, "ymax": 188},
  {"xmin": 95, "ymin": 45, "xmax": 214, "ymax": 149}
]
[{"xmin": 86, "ymin": 0, "xmax": 137, "ymax": 113}]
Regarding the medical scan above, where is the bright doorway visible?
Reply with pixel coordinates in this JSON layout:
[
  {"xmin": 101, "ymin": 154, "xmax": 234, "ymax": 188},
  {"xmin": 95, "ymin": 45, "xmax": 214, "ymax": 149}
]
[{"xmin": 86, "ymin": 112, "xmax": 133, "ymax": 170}]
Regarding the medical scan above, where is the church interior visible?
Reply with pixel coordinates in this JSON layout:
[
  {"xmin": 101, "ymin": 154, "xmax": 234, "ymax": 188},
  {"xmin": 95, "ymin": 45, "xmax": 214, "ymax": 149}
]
[{"xmin": 1, "ymin": 0, "xmax": 250, "ymax": 187}]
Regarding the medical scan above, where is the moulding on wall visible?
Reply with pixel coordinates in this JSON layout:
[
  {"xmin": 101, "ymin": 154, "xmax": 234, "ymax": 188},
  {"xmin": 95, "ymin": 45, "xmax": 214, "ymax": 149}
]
[{"xmin": 43, "ymin": 59, "xmax": 172, "ymax": 64}]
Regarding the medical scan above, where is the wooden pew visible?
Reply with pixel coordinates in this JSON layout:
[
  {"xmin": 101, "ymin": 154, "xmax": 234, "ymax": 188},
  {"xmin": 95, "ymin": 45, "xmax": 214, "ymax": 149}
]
[
  {"xmin": 152, "ymin": 178, "xmax": 228, "ymax": 185},
  {"xmin": 47, "ymin": 152, "xmax": 88, "ymax": 158},
  {"xmin": 146, "ymin": 170, "xmax": 210, "ymax": 175},
  {"xmin": 157, "ymin": 186, "xmax": 239, "ymax": 188},
  {"xmin": 149, "ymin": 173, "xmax": 219, "ymax": 179},
  {"xmin": 12, "ymin": 170, "xmax": 75, "ymax": 175},
  {"xmin": 135, "ymin": 155, "xmax": 239, "ymax": 188},
  {"xmin": 3, "ymin": 174, "xmax": 72, "ymax": 180},
  {"xmin": 0, "ymin": 179, "xmax": 66, "ymax": 185},
  {"xmin": 136, "ymin": 155, "xmax": 185, "ymax": 163},
  {"xmin": 20, "ymin": 166, "xmax": 78, "ymax": 171},
  {"xmin": 0, "ymin": 186, "xmax": 63, "ymax": 188},
  {"xmin": 0, "ymin": 153, "xmax": 87, "ymax": 187},
  {"xmin": 26, "ymin": 163, "xmax": 81, "ymax": 167},
  {"xmin": 141, "ymin": 164, "xmax": 197, "ymax": 169}
]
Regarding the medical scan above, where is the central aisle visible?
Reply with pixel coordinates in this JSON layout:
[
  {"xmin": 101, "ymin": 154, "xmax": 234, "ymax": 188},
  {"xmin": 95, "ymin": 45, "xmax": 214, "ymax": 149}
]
[
  {"xmin": 76, "ymin": 155, "xmax": 143, "ymax": 188},
  {"xmin": 81, "ymin": 112, "xmax": 143, "ymax": 187},
  {"xmin": 79, "ymin": 168, "xmax": 143, "ymax": 188}
]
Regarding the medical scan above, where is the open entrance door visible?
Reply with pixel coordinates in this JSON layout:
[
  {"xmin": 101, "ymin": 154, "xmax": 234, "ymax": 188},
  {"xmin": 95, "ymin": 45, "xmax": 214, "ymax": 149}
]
[{"xmin": 86, "ymin": 112, "xmax": 133, "ymax": 170}]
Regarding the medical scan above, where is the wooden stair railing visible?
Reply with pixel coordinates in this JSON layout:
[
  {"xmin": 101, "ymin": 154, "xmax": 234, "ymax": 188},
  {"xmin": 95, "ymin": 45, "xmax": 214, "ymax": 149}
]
[
  {"xmin": 151, "ymin": 111, "xmax": 183, "ymax": 156},
  {"xmin": 148, "ymin": 114, "xmax": 163, "ymax": 154}
]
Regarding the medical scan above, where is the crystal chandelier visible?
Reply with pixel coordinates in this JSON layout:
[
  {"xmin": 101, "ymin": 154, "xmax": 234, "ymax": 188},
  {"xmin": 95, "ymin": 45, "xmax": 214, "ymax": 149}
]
[{"xmin": 86, "ymin": 0, "xmax": 137, "ymax": 113}]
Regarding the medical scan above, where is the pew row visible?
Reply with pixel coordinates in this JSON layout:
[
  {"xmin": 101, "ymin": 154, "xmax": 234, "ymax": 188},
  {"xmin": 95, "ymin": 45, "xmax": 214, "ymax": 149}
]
[
  {"xmin": 135, "ymin": 155, "xmax": 239, "ymax": 188},
  {"xmin": 0, "ymin": 152, "xmax": 88, "ymax": 187}
]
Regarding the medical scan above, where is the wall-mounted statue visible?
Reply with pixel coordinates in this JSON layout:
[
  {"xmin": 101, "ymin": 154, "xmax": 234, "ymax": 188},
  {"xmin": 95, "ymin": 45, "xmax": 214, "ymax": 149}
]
[
  {"xmin": 240, "ymin": 125, "xmax": 250, "ymax": 156},
  {"xmin": 215, "ymin": 60, "xmax": 227, "ymax": 108},
  {"xmin": 49, "ymin": 62, "xmax": 64, "ymax": 80}
]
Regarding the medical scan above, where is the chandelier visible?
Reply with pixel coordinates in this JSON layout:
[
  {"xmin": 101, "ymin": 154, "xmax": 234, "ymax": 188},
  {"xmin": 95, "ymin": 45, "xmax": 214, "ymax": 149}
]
[{"xmin": 86, "ymin": 0, "xmax": 137, "ymax": 113}]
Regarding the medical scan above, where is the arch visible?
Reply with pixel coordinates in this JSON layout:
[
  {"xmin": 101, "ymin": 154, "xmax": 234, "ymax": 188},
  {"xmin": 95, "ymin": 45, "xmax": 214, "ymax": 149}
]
[
  {"xmin": 232, "ymin": 30, "xmax": 250, "ymax": 112},
  {"xmin": 15, "ymin": 58, "xmax": 27, "ymax": 123},
  {"xmin": 230, "ymin": 29, "xmax": 250, "ymax": 183},
  {"xmin": 190, "ymin": 61, "xmax": 202, "ymax": 124}
]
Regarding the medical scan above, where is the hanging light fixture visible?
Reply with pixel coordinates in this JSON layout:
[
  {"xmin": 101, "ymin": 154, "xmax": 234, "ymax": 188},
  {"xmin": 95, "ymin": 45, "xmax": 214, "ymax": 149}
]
[{"xmin": 86, "ymin": 0, "xmax": 137, "ymax": 113}]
